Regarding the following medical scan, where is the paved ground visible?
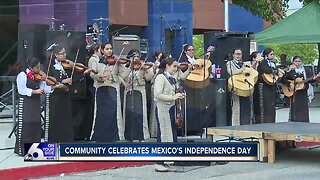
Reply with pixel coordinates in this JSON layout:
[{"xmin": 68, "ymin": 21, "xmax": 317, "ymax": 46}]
[{"xmin": 1, "ymin": 107, "xmax": 320, "ymax": 179}]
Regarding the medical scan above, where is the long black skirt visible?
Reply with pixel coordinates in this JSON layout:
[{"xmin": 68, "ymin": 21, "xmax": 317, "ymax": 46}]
[
  {"xmin": 125, "ymin": 90, "xmax": 144, "ymax": 141},
  {"xmin": 255, "ymin": 83, "xmax": 276, "ymax": 124},
  {"xmin": 290, "ymin": 89, "xmax": 310, "ymax": 122},
  {"xmin": 14, "ymin": 96, "xmax": 41, "ymax": 156},
  {"xmin": 91, "ymin": 86, "xmax": 119, "ymax": 142},
  {"xmin": 48, "ymin": 94, "xmax": 73, "ymax": 142}
]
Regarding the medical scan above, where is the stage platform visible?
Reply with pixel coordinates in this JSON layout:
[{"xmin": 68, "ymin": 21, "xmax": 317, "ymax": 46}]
[{"xmin": 207, "ymin": 122, "xmax": 320, "ymax": 163}]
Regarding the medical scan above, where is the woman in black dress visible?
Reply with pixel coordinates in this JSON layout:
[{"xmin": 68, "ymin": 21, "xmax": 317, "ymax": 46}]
[
  {"xmin": 256, "ymin": 48, "xmax": 278, "ymax": 123},
  {"xmin": 283, "ymin": 56, "xmax": 317, "ymax": 122},
  {"xmin": 90, "ymin": 43, "xmax": 129, "ymax": 142},
  {"xmin": 47, "ymin": 46, "xmax": 74, "ymax": 142},
  {"xmin": 15, "ymin": 57, "xmax": 60, "ymax": 156}
]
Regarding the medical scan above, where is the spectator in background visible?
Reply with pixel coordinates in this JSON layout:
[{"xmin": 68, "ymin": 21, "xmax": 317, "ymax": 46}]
[{"xmin": 278, "ymin": 54, "xmax": 291, "ymax": 69}]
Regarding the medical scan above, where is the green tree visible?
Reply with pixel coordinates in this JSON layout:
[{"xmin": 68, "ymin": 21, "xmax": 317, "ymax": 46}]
[
  {"xmin": 265, "ymin": 44, "xmax": 318, "ymax": 65},
  {"xmin": 232, "ymin": 0, "xmax": 315, "ymax": 24},
  {"xmin": 193, "ymin": 0, "xmax": 318, "ymax": 62},
  {"xmin": 193, "ymin": 35, "xmax": 204, "ymax": 58},
  {"xmin": 232, "ymin": 0, "xmax": 290, "ymax": 24}
]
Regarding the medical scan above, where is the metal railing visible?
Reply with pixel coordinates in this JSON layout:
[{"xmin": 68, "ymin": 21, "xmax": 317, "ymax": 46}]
[{"xmin": 0, "ymin": 76, "xmax": 17, "ymax": 125}]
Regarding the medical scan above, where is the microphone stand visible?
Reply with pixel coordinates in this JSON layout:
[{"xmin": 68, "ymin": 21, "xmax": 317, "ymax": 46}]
[
  {"xmin": 229, "ymin": 59, "xmax": 235, "ymax": 109},
  {"xmin": 201, "ymin": 51, "xmax": 207, "ymax": 138},
  {"xmin": 153, "ymin": 0, "xmax": 173, "ymax": 51},
  {"xmin": 244, "ymin": 78, "xmax": 254, "ymax": 124},
  {"xmin": 177, "ymin": 45, "xmax": 186, "ymax": 63},
  {"xmin": 289, "ymin": 73, "xmax": 297, "ymax": 122},
  {"xmin": 129, "ymin": 55, "xmax": 135, "ymax": 142},
  {"xmin": 199, "ymin": 49, "xmax": 212, "ymax": 138}
]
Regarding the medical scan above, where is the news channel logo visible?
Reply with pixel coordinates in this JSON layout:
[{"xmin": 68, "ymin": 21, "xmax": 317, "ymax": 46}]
[{"xmin": 24, "ymin": 143, "xmax": 57, "ymax": 161}]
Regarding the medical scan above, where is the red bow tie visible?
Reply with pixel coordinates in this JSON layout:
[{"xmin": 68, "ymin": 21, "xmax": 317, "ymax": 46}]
[{"xmin": 26, "ymin": 72, "xmax": 35, "ymax": 80}]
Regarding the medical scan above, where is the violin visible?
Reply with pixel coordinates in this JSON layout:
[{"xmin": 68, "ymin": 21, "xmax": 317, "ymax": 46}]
[
  {"xmin": 61, "ymin": 59, "xmax": 97, "ymax": 74},
  {"xmin": 178, "ymin": 62, "xmax": 202, "ymax": 71},
  {"xmin": 175, "ymin": 86, "xmax": 185, "ymax": 128},
  {"xmin": 34, "ymin": 71, "xmax": 58, "ymax": 86},
  {"xmin": 106, "ymin": 55, "xmax": 130, "ymax": 65},
  {"xmin": 133, "ymin": 60, "xmax": 154, "ymax": 70}
]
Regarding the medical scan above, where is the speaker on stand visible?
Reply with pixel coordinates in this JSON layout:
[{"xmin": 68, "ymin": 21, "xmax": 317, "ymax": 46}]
[
  {"xmin": 214, "ymin": 79, "xmax": 228, "ymax": 126},
  {"xmin": 17, "ymin": 24, "xmax": 49, "ymax": 65},
  {"xmin": 112, "ymin": 35, "xmax": 140, "ymax": 57}
]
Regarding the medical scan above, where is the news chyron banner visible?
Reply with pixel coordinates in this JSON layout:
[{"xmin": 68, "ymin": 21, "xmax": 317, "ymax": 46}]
[{"xmin": 24, "ymin": 143, "xmax": 258, "ymax": 161}]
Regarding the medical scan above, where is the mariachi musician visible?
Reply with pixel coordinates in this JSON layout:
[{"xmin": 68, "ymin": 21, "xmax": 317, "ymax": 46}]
[
  {"xmin": 256, "ymin": 48, "xmax": 278, "ymax": 124},
  {"xmin": 90, "ymin": 42, "xmax": 130, "ymax": 142},
  {"xmin": 153, "ymin": 57, "xmax": 186, "ymax": 172},
  {"xmin": 48, "ymin": 45, "xmax": 92, "ymax": 142},
  {"xmin": 15, "ymin": 57, "xmax": 61, "ymax": 156},
  {"xmin": 226, "ymin": 48, "xmax": 255, "ymax": 125},
  {"xmin": 282, "ymin": 56, "xmax": 318, "ymax": 122},
  {"xmin": 123, "ymin": 49, "xmax": 154, "ymax": 142},
  {"xmin": 87, "ymin": 44, "xmax": 102, "ymax": 123}
]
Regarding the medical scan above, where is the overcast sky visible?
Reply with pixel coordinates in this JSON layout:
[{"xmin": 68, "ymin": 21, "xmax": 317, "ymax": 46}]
[{"xmin": 288, "ymin": 0, "xmax": 303, "ymax": 10}]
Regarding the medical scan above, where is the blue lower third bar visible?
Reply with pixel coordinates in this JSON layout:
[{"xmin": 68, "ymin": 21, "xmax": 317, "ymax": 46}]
[{"xmin": 58, "ymin": 143, "xmax": 258, "ymax": 161}]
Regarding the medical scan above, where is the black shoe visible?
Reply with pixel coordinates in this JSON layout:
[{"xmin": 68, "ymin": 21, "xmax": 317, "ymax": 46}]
[{"xmin": 215, "ymin": 161, "xmax": 229, "ymax": 165}]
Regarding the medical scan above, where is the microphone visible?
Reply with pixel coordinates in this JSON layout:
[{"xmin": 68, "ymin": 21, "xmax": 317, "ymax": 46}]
[
  {"xmin": 46, "ymin": 43, "xmax": 58, "ymax": 51},
  {"xmin": 200, "ymin": 46, "xmax": 215, "ymax": 57},
  {"xmin": 244, "ymin": 79, "xmax": 253, "ymax": 87}
]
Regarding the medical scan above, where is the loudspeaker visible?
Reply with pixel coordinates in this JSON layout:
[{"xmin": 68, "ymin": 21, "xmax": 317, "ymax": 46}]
[
  {"xmin": 304, "ymin": 65, "xmax": 317, "ymax": 77},
  {"xmin": 140, "ymin": 38, "xmax": 148, "ymax": 60},
  {"xmin": 112, "ymin": 35, "xmax": 140, "ymax": 57},
  {"xmin": 46, "ymin": 30, "xmax": 87, "ymax": 97},
  {"xmin": 17, "ymin": 24, "xmax": 49, "ymax": 65},
  {"xmin": 214, "ymin": 79, "xmax": 228, "ymax": 127},
  {"xmin": 204, "ymin": 32, "xmax": 250, "ymax": 79},
  {"xmin": 181, "ymin": 79, "xmax": 216, "ymax": 135},
  {"xmin": 175, "ymin": 137, "xmax": 212, "ymax": 166}
]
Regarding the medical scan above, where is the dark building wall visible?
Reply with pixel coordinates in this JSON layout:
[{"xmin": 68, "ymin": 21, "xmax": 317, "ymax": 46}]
[
  {"xmin": 54, "ymin": 0, "xmax": 87, "ymax": 31},
  {"xmin": 19, "ymin": 0, "xmax": 54, "ymax": 26},
  {"xmin": 17, "ymin": 0, "xmax": 266, "ymax": 64},
  {"xmin": 19, "ymin": 0, "xmax": 86, "ymax": 31},
  {"xmin": 0, "ymin": 0, "xmax": 19, "ymax": 76}
]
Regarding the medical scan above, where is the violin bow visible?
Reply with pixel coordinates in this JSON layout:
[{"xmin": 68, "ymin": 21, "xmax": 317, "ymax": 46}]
[
  {"xmin": 110, "ymin": 41, "xmax": 129, "ymax": 73},
  {"xmin": 137, "ymin": 57, "xmax": 149, "ymax": 72},
  {"xmin": 45, "ymin": 51, "xmax": 54, "ymax": 82},
  {"xmin": 70, "ymin": 48, "xmax": 80, "ymax": 80}
]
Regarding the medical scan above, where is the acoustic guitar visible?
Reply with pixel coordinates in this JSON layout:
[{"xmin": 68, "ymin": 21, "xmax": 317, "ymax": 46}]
[
  {"xmin": 262, "ymin": 68, "xmax": 285, "ymax": 85},
  {"xmin": 228, "ymin": 67, "xmax": 258, "ymax": 97},
  {"xmin": 282, "ymin": 73, "xmax": 320, "ymax": 97},
  {"xmin": 185, "ymin": 59, "xmax": 212, "ymax": 88},
  {"xmin": 262, "ymin": 65, "xmax": 296, "ymax": 85}
]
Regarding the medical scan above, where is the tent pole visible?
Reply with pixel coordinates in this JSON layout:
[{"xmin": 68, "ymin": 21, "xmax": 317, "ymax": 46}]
[
  {"xmin": 317, "ymin": 43, "xmax": 320, "ymax": 73},
  {"xmin": 224, "ymin": 0, "xmax": 229, "ymax": 32}
]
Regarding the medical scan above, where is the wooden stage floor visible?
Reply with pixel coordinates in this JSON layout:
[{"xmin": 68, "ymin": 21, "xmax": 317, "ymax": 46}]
[{"xmin": 207, "ymin": 122, "xmax": 320, "ymax": 163}]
